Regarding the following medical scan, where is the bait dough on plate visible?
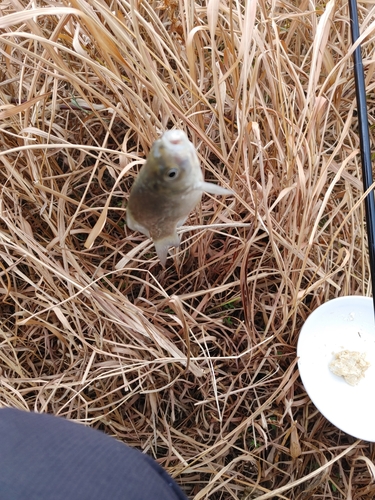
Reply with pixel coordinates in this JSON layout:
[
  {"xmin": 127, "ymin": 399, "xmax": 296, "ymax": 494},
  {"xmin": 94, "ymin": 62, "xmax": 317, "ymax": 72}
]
[{"xmin": 329, "ymin": 350, "xmax": 370, "ymax": 386}]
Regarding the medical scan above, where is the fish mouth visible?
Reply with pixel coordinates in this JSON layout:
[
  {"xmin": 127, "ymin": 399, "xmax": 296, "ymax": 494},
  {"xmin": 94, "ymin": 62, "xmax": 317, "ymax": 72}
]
[
  {"xmin": 162, "ymin": 129, "xmax": 187, "ymax": 145},
  {"xmin": 152, "ymin": 131, "xmax": 194, "ymax": 165},
  {"xmin": 160, "ymin": 130, "xmax": 194, "ymax": 157}
]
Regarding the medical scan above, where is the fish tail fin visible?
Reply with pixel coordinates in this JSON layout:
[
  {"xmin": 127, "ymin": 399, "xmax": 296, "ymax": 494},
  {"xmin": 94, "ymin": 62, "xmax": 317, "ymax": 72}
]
[{"xmin": 154, "ymin": 233, "xmax": 180, "ymax": 267}]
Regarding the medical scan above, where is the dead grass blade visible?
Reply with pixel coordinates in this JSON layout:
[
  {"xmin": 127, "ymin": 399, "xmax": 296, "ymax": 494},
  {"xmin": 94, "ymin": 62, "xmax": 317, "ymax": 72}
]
[{"xmin": 0, "ymin": 0, "xmax": 375, "ymax": 498}]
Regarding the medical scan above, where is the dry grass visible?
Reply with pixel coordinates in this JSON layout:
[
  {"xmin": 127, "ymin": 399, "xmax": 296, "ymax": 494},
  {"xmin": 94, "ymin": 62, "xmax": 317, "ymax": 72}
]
[{"xmin": 0, "ymin": 0, "xmax": 375, "ymax": 498}]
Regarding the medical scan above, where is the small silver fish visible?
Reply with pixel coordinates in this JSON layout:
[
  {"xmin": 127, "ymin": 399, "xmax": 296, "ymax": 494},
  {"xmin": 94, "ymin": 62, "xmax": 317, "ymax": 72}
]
[{"xmin": 126, "ymin": 129, "xmax": 231, "ymax": 266}]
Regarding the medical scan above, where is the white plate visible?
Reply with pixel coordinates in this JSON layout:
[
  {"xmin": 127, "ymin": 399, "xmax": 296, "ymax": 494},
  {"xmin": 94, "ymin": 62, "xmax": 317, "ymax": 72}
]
[{"xmin": 297, "ymin": 296, "xmax": 375, "ymax": 441}]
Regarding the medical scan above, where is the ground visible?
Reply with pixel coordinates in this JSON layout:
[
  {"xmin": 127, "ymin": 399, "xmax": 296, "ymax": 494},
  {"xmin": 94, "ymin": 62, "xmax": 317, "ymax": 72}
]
[{"xmin": 0, "ymin": 1, "xmax": 374, "ymax": 498}]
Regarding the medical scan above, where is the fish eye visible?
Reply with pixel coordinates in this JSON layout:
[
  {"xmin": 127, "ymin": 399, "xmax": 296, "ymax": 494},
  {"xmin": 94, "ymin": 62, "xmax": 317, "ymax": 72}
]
[{"xmin": 166, "ymin": 168, "xmax": 179, "ymax": 180}]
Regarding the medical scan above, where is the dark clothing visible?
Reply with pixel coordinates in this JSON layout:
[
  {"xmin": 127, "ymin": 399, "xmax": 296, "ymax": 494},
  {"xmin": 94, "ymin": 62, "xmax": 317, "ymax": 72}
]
[{"xmin": 0, "ymin": 408, "xmax": 187, "ymax": 500}]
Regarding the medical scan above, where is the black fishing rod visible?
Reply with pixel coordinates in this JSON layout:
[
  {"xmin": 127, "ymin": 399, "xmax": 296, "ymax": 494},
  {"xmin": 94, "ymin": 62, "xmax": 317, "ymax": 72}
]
[{"xmin": 348, "ymin": 0, "xmax": 375, "ymax": 314}]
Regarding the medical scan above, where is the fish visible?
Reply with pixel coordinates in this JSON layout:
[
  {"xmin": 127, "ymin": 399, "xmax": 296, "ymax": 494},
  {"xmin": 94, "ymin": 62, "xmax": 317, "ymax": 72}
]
[{"xmin": 126, "ymin": 129, "xmax": 231, "ymax": 266}]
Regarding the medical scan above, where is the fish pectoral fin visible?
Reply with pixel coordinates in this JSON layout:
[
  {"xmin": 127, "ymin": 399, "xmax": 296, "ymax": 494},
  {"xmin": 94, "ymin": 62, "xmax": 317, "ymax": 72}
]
[
  {"xmin": 196, "ymin": 181, "xmax": 233, "ymax": 196},
  {"xmin": 126, "ymin": 209, "xmax": 150, "ymax": 238},
  {"xmin": 153, "ymin": 233, "xmax": 180, "ymax": 267}
]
